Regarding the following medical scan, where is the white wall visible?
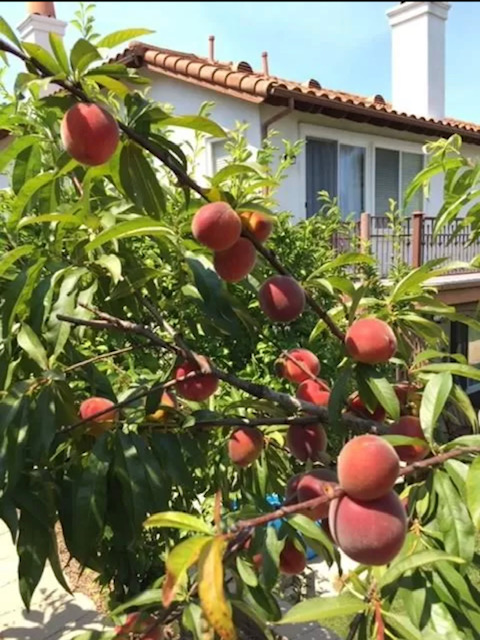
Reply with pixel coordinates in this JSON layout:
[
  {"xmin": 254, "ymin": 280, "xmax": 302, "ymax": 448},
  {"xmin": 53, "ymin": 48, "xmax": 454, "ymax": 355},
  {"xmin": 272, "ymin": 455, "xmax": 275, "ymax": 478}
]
[
  {"xmin": 146, "ymin": 73, "xmax": 262, "ymax": 187},
  {"xmin": 0, "ymin": 136, "xmax": 11, "ymax": 190}
]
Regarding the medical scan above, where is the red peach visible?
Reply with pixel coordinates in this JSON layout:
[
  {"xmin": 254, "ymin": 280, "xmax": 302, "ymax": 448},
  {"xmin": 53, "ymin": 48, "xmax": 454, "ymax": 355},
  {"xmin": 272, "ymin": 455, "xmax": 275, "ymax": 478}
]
[
  {"xmin": 192, "ymin": 202, "xmax": 241, "ymax": 251},
  {"xmin": 347, "ymin": 392, "xmax": 385, "ymax": 422},
  {"xmin": 259, "ymin": 276, "xmax": 305, "ymax": 323},
  {"xmin": 175, "ymin": 357, "xmax": 219, "ymax": 401},
  {"xmin": 296, "ymin": 379, "xmax": 331, "ymax": 406},
  {"xmin": 345, "ymin": 318, "xmax": 397, "ymax": 364},
  {"xmin": 228, "ymin": 427, "xmax": 264, "ymax": 467},
  {"xmin": 61, "ymin": 103, "xmax": 119, "ymax": 166},
  {"xmin": 337, "ymin": 435, "xmax": 400, "ymax": 501},
  {"xmin": 389, "ymin": 416, "xmax": 429, "ymax": 463},
  {"xmin": 328, "ymin": 491, "xmax": 407, "ymax": 565},
  {"xmin": 287, "ymin": 423, "xmax": 327, "ymax": 462},
  {"xmin": 297, "ymin": 468, "xmax": 338, "ymax": 520},
  {"xmin": 213, "ymin": 237, "xmax": 256, "ymax": 282},
  {"xmin": 79, "ymin": 397, "xmax": 118, "ymax": 437},
  {"xmin": 279, "ymin": 539, "xmax": 306, "ymax": 575},
  {"xmin": 276, "ymin": 348, "xmax": 321, "ymax": 384}
]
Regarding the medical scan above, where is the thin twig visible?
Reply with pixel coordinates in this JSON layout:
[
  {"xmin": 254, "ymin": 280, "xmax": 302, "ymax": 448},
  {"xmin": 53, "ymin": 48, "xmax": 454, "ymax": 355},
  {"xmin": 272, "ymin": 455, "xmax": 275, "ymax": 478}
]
[
  {"xmin": 400, "ymin": 445, "xmax": 480, "ymax": 476},
  {"xmin": 64, "ymin": 345, "xmax": 137, "ymax": 372}
]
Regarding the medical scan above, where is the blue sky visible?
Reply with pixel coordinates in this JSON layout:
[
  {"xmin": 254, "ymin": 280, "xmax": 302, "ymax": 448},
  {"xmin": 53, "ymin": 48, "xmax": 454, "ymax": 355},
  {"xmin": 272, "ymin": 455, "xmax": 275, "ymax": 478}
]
[{"xmin": 2, "ymin": 1, "xmax": 479, "ymax": 123}]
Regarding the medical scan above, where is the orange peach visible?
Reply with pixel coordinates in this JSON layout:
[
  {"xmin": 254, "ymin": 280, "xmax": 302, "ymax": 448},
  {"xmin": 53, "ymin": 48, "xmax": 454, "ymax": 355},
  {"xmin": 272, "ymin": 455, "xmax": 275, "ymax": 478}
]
[
  {"xmin": 192, "ymin": 202, "xmax": 241, "ymax": 251},
  {"xmin": 345, "ymin": 318, "xmax": 397, "ymax": 364},
  {"xmin": 240, "ymin": 211, "xmax": 274, "ymax": 243},
  {"xmin": 213, "ymin": 237, "xmax": 256, "ymax": 282},
  {"xmin": 146, "ymin": 391, "xmax": 177, "ymax": 422},
  {"xmin": 228, "ymin": 427, "xmax": 264, "ymax": 467},
  {"xmin": 337, "ymin": 435, "xmax": 400, "ymax": 501},
  {"xmin": 61, "ymin": 103, "xmax": 119, "ymax": 166},
  {"xmin": 259, "ymin": 276, "xmax": 305, "ymax": 323},
  {"xmin": 297, "ymin": 468, "xmax": 338, "ymax": 520},
  {"xmin": 79, "ymin": 396, "xmax": 118, "ymax": 437},
  {"xmin": 296, "ymin": 379, "xmax": 330, "ymax": 406}
]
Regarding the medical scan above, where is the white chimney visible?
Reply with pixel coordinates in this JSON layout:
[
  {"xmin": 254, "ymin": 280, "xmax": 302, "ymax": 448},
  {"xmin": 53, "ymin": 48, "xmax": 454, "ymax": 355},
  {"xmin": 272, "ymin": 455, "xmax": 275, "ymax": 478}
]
[
  {"xmin": 387, "ymin": 2, "xmax": 450, "ymax": 120},
  {"xmin": 17, "ymin": 3, "xmax": 66, "ymax": 54}
]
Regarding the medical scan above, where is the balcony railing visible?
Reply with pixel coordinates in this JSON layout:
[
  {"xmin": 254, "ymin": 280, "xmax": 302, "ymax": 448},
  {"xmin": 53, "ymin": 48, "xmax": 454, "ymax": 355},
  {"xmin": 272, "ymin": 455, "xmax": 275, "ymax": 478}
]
[{"xmin": 341, "ymin": 212, "xmax": 480, "ymax": 278}]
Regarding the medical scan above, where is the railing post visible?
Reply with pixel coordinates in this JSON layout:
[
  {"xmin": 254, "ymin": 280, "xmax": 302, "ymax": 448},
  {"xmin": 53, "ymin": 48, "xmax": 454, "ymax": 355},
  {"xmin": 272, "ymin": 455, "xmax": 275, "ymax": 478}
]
[
  {"xmin": 360, "ymin": 212, "xmax": 370, "ymax": 252},
  {"xmin": 411, "ymin": 211, "xmax": 424, "ymax": 268}
]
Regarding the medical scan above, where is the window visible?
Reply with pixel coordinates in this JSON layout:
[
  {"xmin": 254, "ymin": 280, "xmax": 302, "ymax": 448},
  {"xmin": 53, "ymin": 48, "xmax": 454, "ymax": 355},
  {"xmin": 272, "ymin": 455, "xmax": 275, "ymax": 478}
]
[
  {"xmin": 210, "ymin": 139, "xmax": 229, "ymax": 174},
  {"xmin": 375, "ymin": 149, "xmax": 423, "ymax": 215},
  {"xmin": 306, "ymin": 139, "xmax": 365, "ymax": 218}
]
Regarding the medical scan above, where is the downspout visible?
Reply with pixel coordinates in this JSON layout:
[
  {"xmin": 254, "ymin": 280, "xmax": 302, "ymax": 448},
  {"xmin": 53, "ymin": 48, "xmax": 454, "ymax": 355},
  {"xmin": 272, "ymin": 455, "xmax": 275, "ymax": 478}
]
[{"xmin": 260, "ymin": 96, "xmax": 295, "ymax": 141}]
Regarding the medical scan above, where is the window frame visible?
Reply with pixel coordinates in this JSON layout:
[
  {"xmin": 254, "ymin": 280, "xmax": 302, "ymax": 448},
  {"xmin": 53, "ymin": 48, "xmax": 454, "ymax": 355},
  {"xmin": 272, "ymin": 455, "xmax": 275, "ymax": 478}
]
[{"xmin": 299, "ymin": 122, "xmax": 425, "ymax": 218}]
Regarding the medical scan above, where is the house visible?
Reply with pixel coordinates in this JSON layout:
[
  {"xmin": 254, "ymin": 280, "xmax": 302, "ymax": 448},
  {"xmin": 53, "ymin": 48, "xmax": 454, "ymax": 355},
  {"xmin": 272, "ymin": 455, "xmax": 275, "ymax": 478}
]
[{"xmin": 6, "ymin": 1, "xmax": 480, "ymax": 396}]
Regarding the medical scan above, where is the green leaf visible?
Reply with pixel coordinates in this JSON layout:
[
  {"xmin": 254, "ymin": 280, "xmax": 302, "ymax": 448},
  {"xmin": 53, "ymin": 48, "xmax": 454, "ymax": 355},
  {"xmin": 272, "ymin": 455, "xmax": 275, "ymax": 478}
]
[
  {"xmin": 10, "ymin": 172, "xmax": 56, "ymax": 229},
  {"xmin": 279, "ymin": 593, "xmax": 366, "ymax": 624},
  {"xmin": 383, "ymin": 611, "xmax": 424, "ymax": 640},
  {"xmin": 417, "ymin": 362, "xmax": 480, "ymax": 382},
  {"xmin": 144, "ymin": 511, "xmax": 213, "ymax": 535},
  {"xmin": 434, "ymin": 469, "xmax": 475, "ymax": 561},
  {"xmin": 119, "ymin": 143, "xmax": 166, "ymax": 216},
  {"xmin": 381, "ymin": 434, "xmax": 430, "ymax": 448},
  {"xmin": 450, "ymin": 384, "xmax": 478, "ymax": 432},
  {"xmin": 18, "ymin": 213, "xmax": 81, "ymax": 229},
  {"xmin": 0, "ymin": 17, "xmax": 23, "ymax": 50},
  {"xmin": 362, "ymin": 368, "xmax": 400, "ymax": 420},
  {"xmin": 17, "ymin": 509, "xmax": 50, "ymax": 609},
  {"xmin": 419, "ymin": 372, "xmax": 452, "ymax": 445},
  {"xmin": 236, "ymin": 556, "xmax": 258, "ymax": 588},
  {"xmin": 0, "ymin": 245, "xmax": 34, "ymax": 278},
  {"xmin": 380, "ymin": 549, "xmax": 465, "ymax": 588},
  {"xmin": 160, "ymin": 114, "xmax": 227, "ymax": 139},
  {"xmin": 444, "ymin": 435, "xmax": 480, "ymax": 450},
  {"xmin": 113, "ymin": 431, "xmax": 150, "ymax": 533},
  {"xmin": 22, "ymin": 41, "xmax": 62, "ymax": 75},
  {"xmin": 95, "ymin": 28, "xmax": 154, "ymax": 49},
  {"xmin": 86, "ymin": 74, "xmax": 129, "ymax": 97},
  {"xmin": 17, "ymin": 323, "xmax": 48, "ymax": 370},
  {"xmin": 163, "ymin": 536, "xmax": 212, "ymax": 606},
  {"xmin": 72, "ymin": 434, "xmax": 111, "ymax": 564},
  {"xmin": 0, "ymin": 135, "xmax": 38, "ymax": 174},
  {"xmin": 389, "ymin": 259, "xmax": 448, "ymax": 304},
  {"xmin": 48, "ymin": 32, "xmax": 69, "ymax": 73},
  {"xmin": 288, "ymin": 515, "xmax": 336, "ymax": 554},
  {"xmin": 111, "ymin": 589, "xmax": 163, "ymax": 615},
  {"xmin": 70, "ymin": 38, "xmax": 100, "ymax": 73},
  {"xmin": 211, "ymin": 163, "xmax": 263, "ymax": 187},
  {"xmin": 466, "ymin": 457, "xmax": 480, "ymax": 529},
  {"xmin": 328, "ymin": 366, "xmax": 352, "ymax": 427},
  {"xmin": 85, "ymin": 217, "xmax": 174, "ymax": 251},
  {"xmin": 308, "ymin": 252, "xmax": 375, "ymax": 279}
]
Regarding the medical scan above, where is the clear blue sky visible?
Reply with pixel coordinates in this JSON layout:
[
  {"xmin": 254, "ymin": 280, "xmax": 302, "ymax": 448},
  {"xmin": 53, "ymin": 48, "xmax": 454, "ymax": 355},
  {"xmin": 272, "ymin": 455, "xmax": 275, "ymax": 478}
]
[{"xmin": 2, "ymin": 1, "xmax": 479, "ymax": 123}]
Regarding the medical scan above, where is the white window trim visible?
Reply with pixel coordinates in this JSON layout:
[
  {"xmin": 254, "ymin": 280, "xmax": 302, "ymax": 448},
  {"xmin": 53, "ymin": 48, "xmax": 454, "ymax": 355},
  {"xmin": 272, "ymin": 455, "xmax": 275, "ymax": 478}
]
[{"xmin": 298, "ymin": 122, "xmax": 425, "ymax": 217}]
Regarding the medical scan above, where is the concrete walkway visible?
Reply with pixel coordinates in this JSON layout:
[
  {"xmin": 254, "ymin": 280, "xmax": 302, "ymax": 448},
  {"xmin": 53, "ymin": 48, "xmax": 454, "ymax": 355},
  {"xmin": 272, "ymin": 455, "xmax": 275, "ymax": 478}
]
[{"xmin": 0, "ymin": 522, "xmax": 110, "ymax": 640}]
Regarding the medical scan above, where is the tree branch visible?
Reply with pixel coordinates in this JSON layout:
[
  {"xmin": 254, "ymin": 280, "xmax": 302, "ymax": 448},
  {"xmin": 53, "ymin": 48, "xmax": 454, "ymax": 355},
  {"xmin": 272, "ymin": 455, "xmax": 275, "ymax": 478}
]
[{"xmin": 400, "ymin": 446, "xmax": 480, "ymax": 475}]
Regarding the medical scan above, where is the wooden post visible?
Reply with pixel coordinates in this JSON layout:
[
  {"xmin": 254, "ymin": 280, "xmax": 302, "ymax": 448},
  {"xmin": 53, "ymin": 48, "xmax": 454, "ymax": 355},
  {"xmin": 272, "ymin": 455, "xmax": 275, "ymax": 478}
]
[
  {"xmin": 411, "ymin": 211, "xmax": 424, "ymax": 268},
  {"xmin": 359, "ymin": 212, "xmax": 370, "ymax": 252}
]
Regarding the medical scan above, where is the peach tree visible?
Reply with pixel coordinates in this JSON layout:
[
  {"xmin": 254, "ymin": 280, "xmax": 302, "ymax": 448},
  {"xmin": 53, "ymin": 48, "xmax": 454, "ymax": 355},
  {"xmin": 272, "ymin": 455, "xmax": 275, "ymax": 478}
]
[{"xmin": 0, "ymin": 15, "xmax": 480, "ymax": 640}]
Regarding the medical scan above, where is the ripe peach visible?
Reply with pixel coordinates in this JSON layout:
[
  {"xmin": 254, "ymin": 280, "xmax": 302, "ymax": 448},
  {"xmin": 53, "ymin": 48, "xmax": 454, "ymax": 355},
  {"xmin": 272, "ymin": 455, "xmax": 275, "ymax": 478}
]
[
  {"xmin": 287, "ymin": 423, "xmax": 327, "ymax": 462},
  {"xmin": 285, "ymin": 473, "xmax": 303, "ymax": 503},
  {"xmin": 79, "ymin": 397, "xmax": 118, "ymax": 437},
  {"xmin": 275, "ymin": 348, "xmax": 320, "ymax": 384},
  {"xmin": 296, "ymin": 379, "xmax": 331, "ymax": 406},
  {"xmin": 61, "ymin": 103, "xmax": 119, "ymax": 166},
  {"xmin": 297, "ymin": 468, "xmax": 338, "ymax": 520},
  {"xmin": 213, "ymin": 237, "xmax": 256, "ymax": 282},
  {"xmin": 337, "ymin": 435, "xmax": 399, "ymax": 501},
  {"xmin": 345, "ymin": 318, "xmax": 397, "ymax": 364},
  {"xmin": 240, "ymin": 211, "xmax": 274, "ymax": 243},
  {"xmin": 328, "ymin": 491, "xmax": 407, "ymax": 565},
  {"xmin": 279, "ymin": 539, "xmax": 306, "ymax": 575},
  {"xmin": 347, "ymin": 392, "xmax": 385, "ymax": 422},
  {"xmin": 389, "ymin": 416, "xmax": 429, "ymax": 463},
  {"xmin": 259, "ymin": 276, "xmax": 305, "ymax": 323},
  {"xmin": 114, "ymin": 612, "xmax": 162, "ymax": 640},
  {"xmin": 191, "ymin": 202, "xmax": 241, "ymax": 251},
  {"xmin": 175, "ymin": 358, "xmax": 219, "ymax": 401},
  {"xmin": 394, "ymin": 382, "xmax": 422, "ymax": 414},
  {"xmin": 146, "ymin": 391, "xmax": 177, "ymax": 423},
  {"xmin": 228, "ymin": 427, "xmax": 264, "ymax": 467}
]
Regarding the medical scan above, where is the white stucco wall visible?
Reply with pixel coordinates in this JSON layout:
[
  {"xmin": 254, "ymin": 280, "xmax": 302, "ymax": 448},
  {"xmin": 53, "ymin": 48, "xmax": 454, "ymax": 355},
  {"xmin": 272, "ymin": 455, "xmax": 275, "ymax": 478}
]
[{"xmin": 0, "ymin": 136, "xmax": 11, "ymax": 190}]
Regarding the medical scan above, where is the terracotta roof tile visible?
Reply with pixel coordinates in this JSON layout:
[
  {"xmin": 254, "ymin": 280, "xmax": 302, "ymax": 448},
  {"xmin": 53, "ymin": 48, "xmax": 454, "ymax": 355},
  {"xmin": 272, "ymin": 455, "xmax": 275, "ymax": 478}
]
[{"xmin": 124, "ymin": 41, "xmax": 480, "ymax": 144}]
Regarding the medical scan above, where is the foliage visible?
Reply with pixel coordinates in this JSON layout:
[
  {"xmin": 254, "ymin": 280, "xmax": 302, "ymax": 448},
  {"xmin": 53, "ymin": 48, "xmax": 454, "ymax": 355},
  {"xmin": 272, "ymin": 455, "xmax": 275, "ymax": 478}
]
[{"xmin": 0, "ymin": 13, "xmax": 479, "ymax": 640}]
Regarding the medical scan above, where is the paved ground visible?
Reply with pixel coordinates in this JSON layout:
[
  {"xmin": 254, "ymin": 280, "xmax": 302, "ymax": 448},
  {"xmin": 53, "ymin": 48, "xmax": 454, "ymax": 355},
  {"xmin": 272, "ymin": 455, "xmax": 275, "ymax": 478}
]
[{"xmin": 0, "ymin": 522, "xmax": 111, "ymax": 640}]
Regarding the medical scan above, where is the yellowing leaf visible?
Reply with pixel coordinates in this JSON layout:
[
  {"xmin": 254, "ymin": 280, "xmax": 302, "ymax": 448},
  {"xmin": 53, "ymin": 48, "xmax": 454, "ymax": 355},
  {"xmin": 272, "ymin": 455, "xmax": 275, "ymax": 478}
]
[
  {"xmin": 198, "ymin": 537, "xmax": 236, "ymax": 640},
  {"xmin": 163, "ymin": 535, "xmax": 211, "ymax": 607}
]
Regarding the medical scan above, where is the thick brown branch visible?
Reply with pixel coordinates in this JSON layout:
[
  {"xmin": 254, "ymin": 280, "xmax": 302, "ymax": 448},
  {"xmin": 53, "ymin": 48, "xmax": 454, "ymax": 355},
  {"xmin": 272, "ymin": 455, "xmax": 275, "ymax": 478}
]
[{"xmin": 57, "ymin": 310, "xmax": 385, "ymax": 433}]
